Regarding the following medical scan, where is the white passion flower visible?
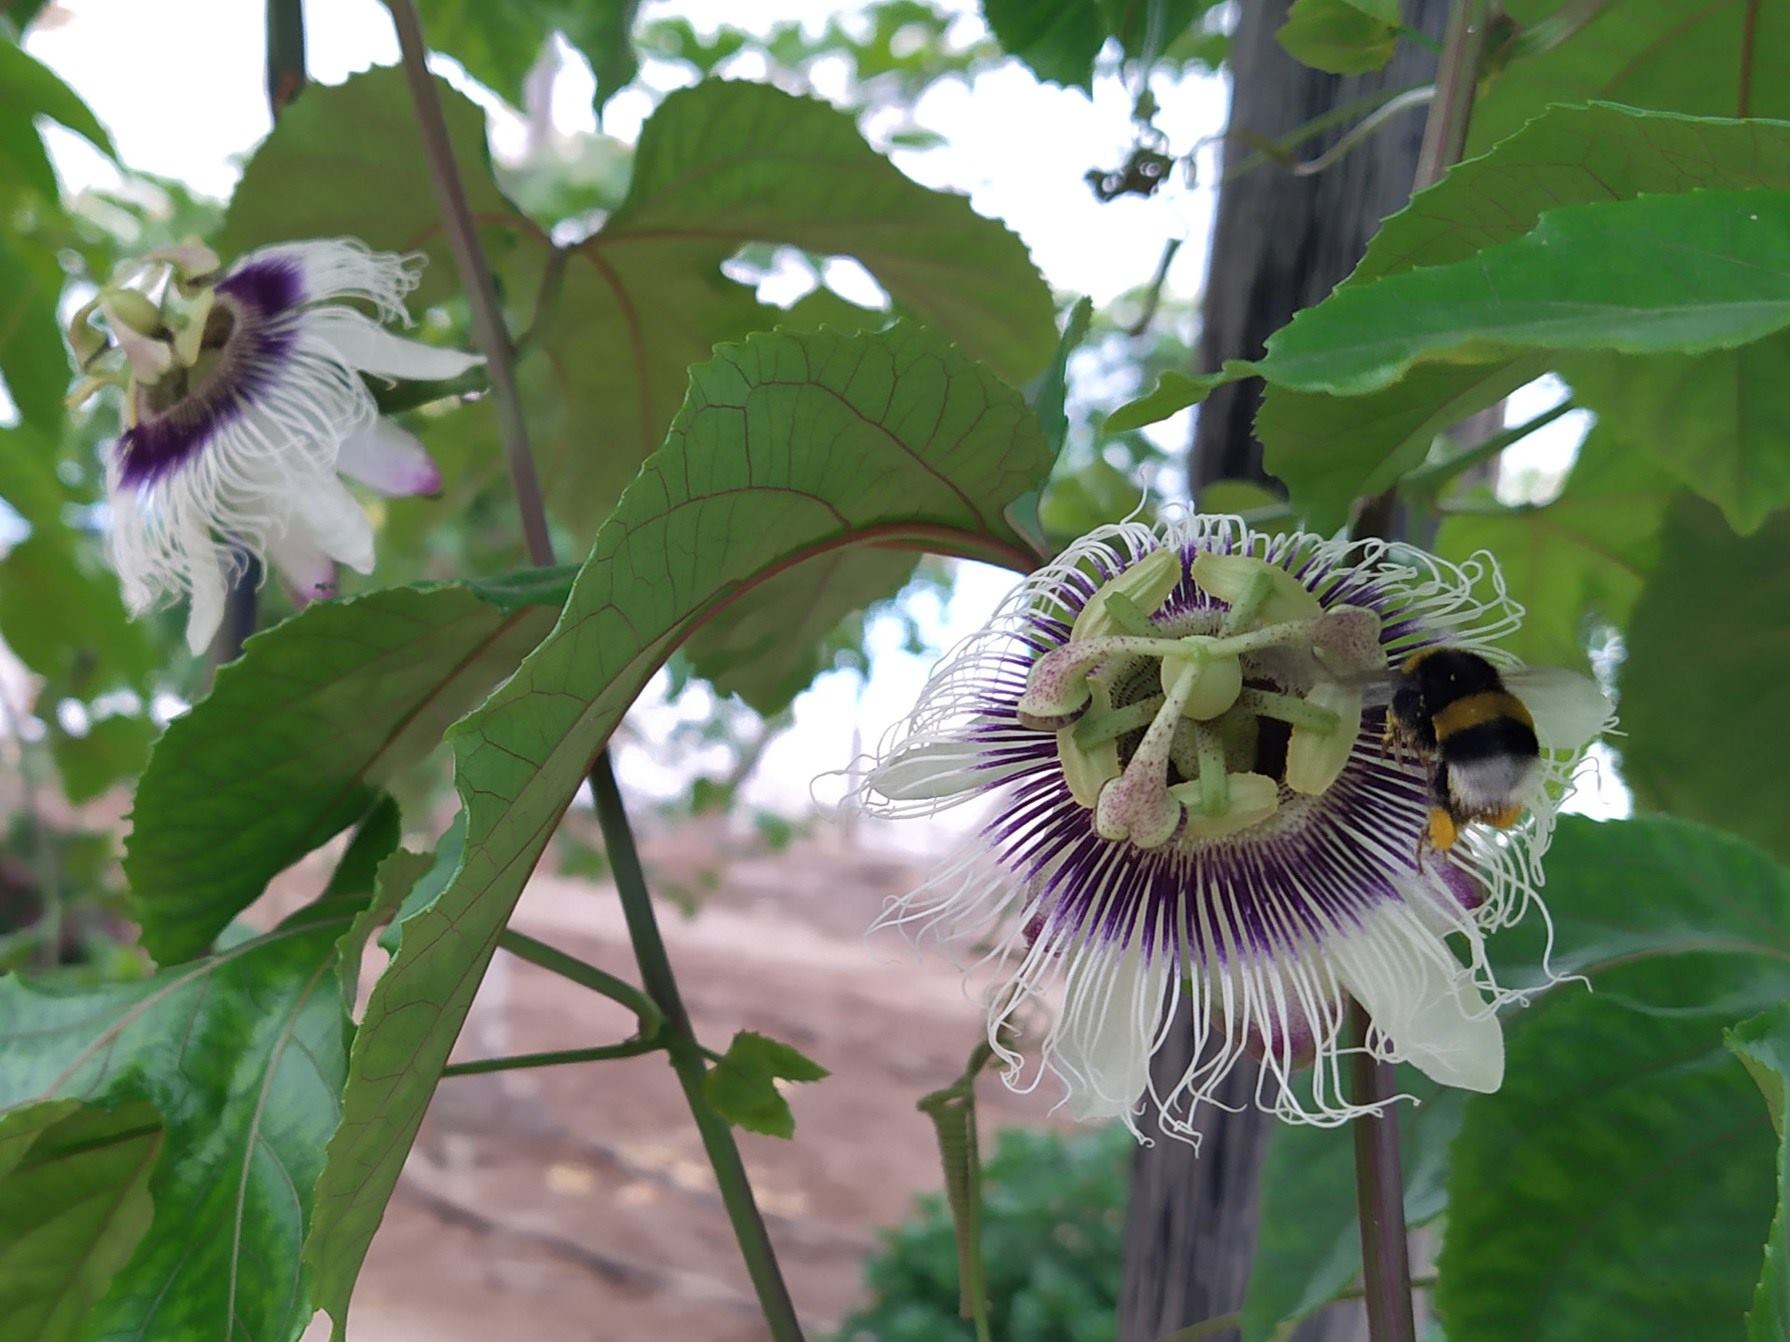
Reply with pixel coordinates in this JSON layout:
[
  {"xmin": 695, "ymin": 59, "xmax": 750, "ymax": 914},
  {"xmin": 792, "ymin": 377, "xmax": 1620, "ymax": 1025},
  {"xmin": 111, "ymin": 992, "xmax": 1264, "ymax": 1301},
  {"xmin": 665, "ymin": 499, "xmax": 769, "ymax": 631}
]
[
  {"xmin": 858, "ymin": 515, "xmax": 1613, "ymax": 1143},
  {"xmin": 70, "ymin": 239, "xmax": 484, "ymax": 654}
]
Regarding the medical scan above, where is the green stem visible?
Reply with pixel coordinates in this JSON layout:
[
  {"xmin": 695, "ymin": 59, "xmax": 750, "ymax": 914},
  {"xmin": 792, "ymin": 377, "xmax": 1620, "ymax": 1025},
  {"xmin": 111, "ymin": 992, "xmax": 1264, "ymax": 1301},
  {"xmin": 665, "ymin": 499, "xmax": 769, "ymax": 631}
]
[
  {"xmin": 1350, "ymin": 1000, "xmax": 1417, "ymax": 1342},
  {"xmin": 590, "ymin": 757, "xmax": 806, "ymax": 1342},
  {"xmin": 388, "ymin": 5, "xmax": 804, "ymax": 1334},
  {"xmin": 1413, "ymin": 0, "xmax": 1489, "ymax": 191},
  {"xmin": 265, "ymin": 0, "xmax": 307, "ymax": 115},
  {"xmin": 386, "ymin": 0, "xmax": 554, "ymax": 570},
  {"xmin": 497, "ymin": 929, "xmax": 663, "ymax": 1035},
  {"xmin": 1402, "ymin": 397, "xmax": 1575, "ymax": 501},
  {"xmin": 441, "ymin": 1038, "xmax": 662, "ymax": 1077}
]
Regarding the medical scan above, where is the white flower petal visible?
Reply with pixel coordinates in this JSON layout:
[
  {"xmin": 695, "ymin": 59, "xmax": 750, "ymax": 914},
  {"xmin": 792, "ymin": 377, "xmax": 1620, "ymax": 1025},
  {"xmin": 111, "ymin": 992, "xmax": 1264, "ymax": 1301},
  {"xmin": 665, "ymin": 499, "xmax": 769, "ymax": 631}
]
[
  {"xmin": 1329, "ymin": 905, "xmax": 1504, "ymax": 1094},
  {"xmin": 307, "ymin": 308, "xmax": 485, "ymax": 383},
  {"xmin": 183, "ymin": 547, "xmax": 228, "ymax": 656},
  {"xmin": 265, "ymin": 517, "xmax": 339, "ymax": 606},
  {"xmin": 336, "ymin": 419, "xmax": 442, "ymax": 497},
  {"xmin": 1053, "ymin": 936, "xmax": 1170, "ymax": 1125},
  {"xmin": 1507, "ymin": 665, "xmax": 1615, "ymax": 751},
  {"xmin": 290, "ymin": 475, "xmax": 375, "ymax": 574}
]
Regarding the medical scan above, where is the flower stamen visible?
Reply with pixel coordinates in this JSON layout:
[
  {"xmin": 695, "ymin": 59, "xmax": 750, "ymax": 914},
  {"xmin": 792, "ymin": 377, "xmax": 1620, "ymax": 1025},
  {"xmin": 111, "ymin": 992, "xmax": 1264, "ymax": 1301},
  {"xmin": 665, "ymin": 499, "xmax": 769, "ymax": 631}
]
[{"xmin": 1094, "ymin": 659, "xmax": 1201, "ymax": 847}]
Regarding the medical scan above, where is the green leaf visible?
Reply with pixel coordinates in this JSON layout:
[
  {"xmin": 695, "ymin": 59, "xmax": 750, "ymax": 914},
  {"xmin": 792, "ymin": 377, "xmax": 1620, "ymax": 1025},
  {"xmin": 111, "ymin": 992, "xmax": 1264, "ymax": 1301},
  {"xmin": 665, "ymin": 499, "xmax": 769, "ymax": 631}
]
[
  {"xmin": 0, "ymin": 431, "xmax": 155, "ymax": 694},
  {"xmin": 0, "ymin": 35, "xmax": 115, "ymax": 160},
  {"xmin": 1620, "ymin": 497, "xmax": 1790, "ymax": 864},
  {"xmin": 1259, "ymin": 189, "xmax": 1790, "ymax": 397},
  {"xmin": 1437, "ymin": 815, "xmax": 1790, "ymax": 1342},
  {"xmin": 981, "ymin": 0, "xmax": 1106, "ymax": 90},
  {"xmin": 0, "ymin": 228, "xmax": 67, "ymax": 432},
  {"xmin": 1434, "ymin": 430, "xmax": 1676, "ymax": 669},
  {"xmin": 125, "ymin": 575, "xmax": 569, "ymax": 964},
  {"xmin": 1032, "ymin": 296, "xmax": 1093, "ymax": 460},
  {"xmin": 221, "ymin": 73, "xmax": 1054, "ymax": 539},
  {"xmin": 302, "ymin": 323, "xmax": 1048, "ymax": 1337},
  {"xmin": 49, "ymin": 715, "xmax": 155, "ymax": 806},
  {"xmin": 1195, "ymin": 479, "xmax": 1281, "ymax": 515},
  {"xmin": 1729, "ymin": 1006, "xmax": 1790, "ymax": 1342},
  {"xmin": 1469, "ymin": 0, "xmax": 1790, "ymax": 157},
  {"xmin": 1259, "ymin": 105, "xmax": 1790, "ymax": 520},
  {"xmin": 219, "ymin": 66, "xmax": 540, "ymax": 310},
  {"xmin": 1440, "ymin": 994, "xmax": 1776, "ymax": 1341},
  {"xmin": 1259, "ymin": 360, "xmax": 1547, "ymax": 530},
  {"xmin": 417, "ymin": 0, "xmax": 642, "ymax": 112},
  {"xmin": 704, "ymin": 1030, "xmax": 830, "ymax": 1139},
  {"xmin": 0, "ymin": 895, "xmax": 377, "ymax": 1342},
  {"xmin": 1565, "ymin": 328, "xmax": 1790, "ymax": 534},
  {"xmin": 1243, "ymin": 1075, "xmax": 1464, "ymax": 1341},
  {"xmin": 1103, "ymin": 367, "xmax": 1235, "ymax": 433},
  {"xmin": 1357, "ymin": 106, "xmax": 1790, "ymax": 287},
  {"xmin": 1276, "ymin": 0, "xmax": 1400, "ymax": 74},
  {"xmin": 532, "ymin": 79, "xmax": 1057, "ymax": 530},
  {"xmin": 0, "ymin": 1099, "xmax": 161, "ymax": 1342},
  {"xmin": 1491, "ymin": 814, "xmax": 1790, "ymax": 1008},
  {"xmin": 682, "ymin": 548, "xmax": 919, "ymax": 714}
]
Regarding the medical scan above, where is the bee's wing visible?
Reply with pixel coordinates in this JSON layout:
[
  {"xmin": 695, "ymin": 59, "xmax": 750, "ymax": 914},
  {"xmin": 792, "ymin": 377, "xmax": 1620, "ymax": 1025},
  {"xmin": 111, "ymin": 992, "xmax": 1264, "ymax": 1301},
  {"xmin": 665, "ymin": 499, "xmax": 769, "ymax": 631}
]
[{"xmin": 1506, "ymin": 666, "xmax": 1615, "ymax": 750}]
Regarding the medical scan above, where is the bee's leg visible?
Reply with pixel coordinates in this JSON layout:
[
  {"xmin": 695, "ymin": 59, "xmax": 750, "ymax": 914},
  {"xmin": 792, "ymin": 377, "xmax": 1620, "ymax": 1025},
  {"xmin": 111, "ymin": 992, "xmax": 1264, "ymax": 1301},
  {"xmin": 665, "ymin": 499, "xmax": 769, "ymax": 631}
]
[
  {"xmin": 1426, "ymin": 807, "xmax": 1459, "ymax": 851},
  {"xmin": 1486, "ymin": 803, "xmax": 1524, "ymax": 830}
]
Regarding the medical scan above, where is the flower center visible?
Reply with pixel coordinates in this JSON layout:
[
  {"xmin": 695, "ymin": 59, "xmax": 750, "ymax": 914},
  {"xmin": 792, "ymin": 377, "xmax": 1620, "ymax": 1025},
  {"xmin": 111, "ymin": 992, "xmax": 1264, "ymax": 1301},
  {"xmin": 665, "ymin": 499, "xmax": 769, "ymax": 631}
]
[{"xmin": 1022, "ymin": 551, "xmax": 1384, "ymax": 852}]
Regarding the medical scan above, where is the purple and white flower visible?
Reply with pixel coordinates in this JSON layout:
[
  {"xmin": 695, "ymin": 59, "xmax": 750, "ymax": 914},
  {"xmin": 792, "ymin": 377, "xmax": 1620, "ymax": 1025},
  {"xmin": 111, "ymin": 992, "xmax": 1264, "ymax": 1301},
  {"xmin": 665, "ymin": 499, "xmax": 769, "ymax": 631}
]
[
  {"xmin": 79, "ymin": 239, "xmax": 482, "ymax": 653},
  {"xmin": 858, "ymin": 515, "xmax": 1612, "ymax": 1143}
]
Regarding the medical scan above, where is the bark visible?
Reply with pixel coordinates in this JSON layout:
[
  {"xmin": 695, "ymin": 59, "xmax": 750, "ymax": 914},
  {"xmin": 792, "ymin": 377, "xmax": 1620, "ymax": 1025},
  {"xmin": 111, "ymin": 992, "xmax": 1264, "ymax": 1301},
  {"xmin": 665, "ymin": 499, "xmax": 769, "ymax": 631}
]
[{"xmin": 1119, "ymin": 3, "xmax": 1449, "ymax": 1340}]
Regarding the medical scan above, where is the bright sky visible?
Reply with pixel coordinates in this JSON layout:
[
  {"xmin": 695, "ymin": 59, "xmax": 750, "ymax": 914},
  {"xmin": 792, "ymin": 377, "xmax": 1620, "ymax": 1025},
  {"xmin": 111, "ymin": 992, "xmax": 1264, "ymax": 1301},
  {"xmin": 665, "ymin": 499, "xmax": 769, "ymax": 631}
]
[{"xmin": 22, "ymin": 0, "xmax": 1619, "ymax": 826}]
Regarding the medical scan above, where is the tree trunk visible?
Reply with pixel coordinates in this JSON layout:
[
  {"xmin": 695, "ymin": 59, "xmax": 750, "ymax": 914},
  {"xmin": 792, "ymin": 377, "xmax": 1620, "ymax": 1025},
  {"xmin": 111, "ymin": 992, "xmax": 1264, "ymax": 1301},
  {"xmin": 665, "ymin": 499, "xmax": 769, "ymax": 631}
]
[{"xmin": 1119, "ymin": 3, "xmax": 1448, "ymax": 1340}]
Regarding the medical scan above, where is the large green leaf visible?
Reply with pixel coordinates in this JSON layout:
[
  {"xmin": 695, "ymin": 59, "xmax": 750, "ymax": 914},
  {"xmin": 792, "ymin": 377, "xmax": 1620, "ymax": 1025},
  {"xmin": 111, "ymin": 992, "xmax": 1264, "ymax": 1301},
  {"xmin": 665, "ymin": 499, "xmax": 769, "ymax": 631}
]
[
  {"xmin": 1242, "ymin": 1077, "xmax": 1464, "ymax": 1341},
  {"xmin": 1258, "ymin": 359, "xmax": 1546, "ymax": 533},
  {"xmin": 0, "ymin": 35, "xmax": 114, "ymax": 175},
  {"xmin": 0, "ymin": 1100, "xmax": 161, "ymax": 1342},
  {"xmin": 417, "ymin": 0, "xmax": 642, "ymax": 112},
  {"xmin": 0, "ymin": 897, "xmax": 377, "ymax": 1342},
  {"xmin": 1438, "ymin": 816, "xmax": 1790, "ymax": 1342},
  {"xmin": 218, "ymin": 67, "xmax": 542, "ymax": 310},
  {"xmin": 1565, "ymin": 327, "xmax": 1790, "ymax": 533},
  {"xmin": 1469, "ymin": 0, "xmax": 1790, "ymax": 156},
  {"xmin": 221, "ymin": 71, "xmax": 1054, "ymax": 539},
  {"xmin": 681, "ymin": 547, "xmax": 920, "ymax": 713},
  {"xmin": 1258, "ymin": 189, "xmax": 1790, "ymax": 397},
  {"xmin": 1435, "ymin": 430, "xmax": 1677, "ymax": 669},
  {"xmin": 981, "ymin": 0, "xmax": 1105, "ymax": 89},
  {"xmin": 1257, "ymin": 104, "xmax": 1790, "ymax": 522},
  {"xmin": 0, "ymin": 228, "xmax": 66, "ymax": 432},
  {"xmin": 125, "ymin": 572, "xmax": 571, "ymax": 964},
  {"xmin": 1276, "ymin": 0, "xmax": 1400, "ymax": 74},
  {"xmin": 1620, "ymin": 498, "xmax": 1790, "ymax": 864},
  {"xmin": 1730, "ymin": 1005, "xmax": 1790, "ymax": 1342},
  {"xmin": 302, "ymin": 323, "xmax": 1049, "ymax": 1336},
  {"xmin": 0, "ymin": 428, "xmax": 155, "ymax": 693},
  {"xmin": 1256, "ymin": 816, "xmax": 1790, "ymax": 1339},
  {"xmin": 1440, "ymin": 994, "xmax": 1775, "ymax": 1341},
  {"xmin": 533, "ymin": 79, "xmax": 1056, "ymax": 528}
]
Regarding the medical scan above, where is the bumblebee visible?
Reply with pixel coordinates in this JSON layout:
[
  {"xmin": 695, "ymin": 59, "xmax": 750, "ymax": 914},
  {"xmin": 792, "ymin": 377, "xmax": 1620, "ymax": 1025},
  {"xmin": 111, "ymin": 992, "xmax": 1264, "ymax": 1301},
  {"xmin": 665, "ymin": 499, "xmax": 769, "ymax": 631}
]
[{"xmin": 1384, "ymin": 648, "xmax": 1545, "ymax": 852}]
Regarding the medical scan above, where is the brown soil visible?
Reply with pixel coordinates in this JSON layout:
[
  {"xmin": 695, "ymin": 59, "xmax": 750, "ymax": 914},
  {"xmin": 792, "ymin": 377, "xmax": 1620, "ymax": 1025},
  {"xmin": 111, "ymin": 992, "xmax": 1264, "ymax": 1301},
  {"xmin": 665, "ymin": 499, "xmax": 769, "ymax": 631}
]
[{"xmin": 298, "ymin": 817, "xmax": 1062, "ymax": 1342}]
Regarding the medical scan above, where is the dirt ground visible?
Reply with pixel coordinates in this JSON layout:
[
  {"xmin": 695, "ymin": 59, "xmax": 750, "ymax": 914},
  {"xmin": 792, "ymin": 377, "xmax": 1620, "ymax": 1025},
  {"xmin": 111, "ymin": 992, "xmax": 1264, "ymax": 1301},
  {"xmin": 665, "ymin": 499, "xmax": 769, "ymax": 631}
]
[{"xmin": 295, "ymin": 816, "xmax": 1065, "ymax": 1342}]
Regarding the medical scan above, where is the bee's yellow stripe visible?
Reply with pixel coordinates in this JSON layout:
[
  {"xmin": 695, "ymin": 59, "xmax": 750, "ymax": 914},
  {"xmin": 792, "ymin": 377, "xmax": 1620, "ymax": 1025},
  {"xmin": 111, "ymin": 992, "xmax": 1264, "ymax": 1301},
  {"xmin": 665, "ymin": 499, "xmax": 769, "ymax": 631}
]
[{"xmin": 1431, "ymin": 690, "xmax": 1532, "ymax": 741}]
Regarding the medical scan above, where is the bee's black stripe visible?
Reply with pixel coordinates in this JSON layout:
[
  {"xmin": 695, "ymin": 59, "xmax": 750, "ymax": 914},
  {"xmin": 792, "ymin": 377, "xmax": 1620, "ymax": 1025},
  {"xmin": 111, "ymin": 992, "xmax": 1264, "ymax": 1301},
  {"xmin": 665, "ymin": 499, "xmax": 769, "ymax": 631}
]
[{"xmin": 1440, "ymin": 715, "xmax": 1538, "ymax": 764}]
